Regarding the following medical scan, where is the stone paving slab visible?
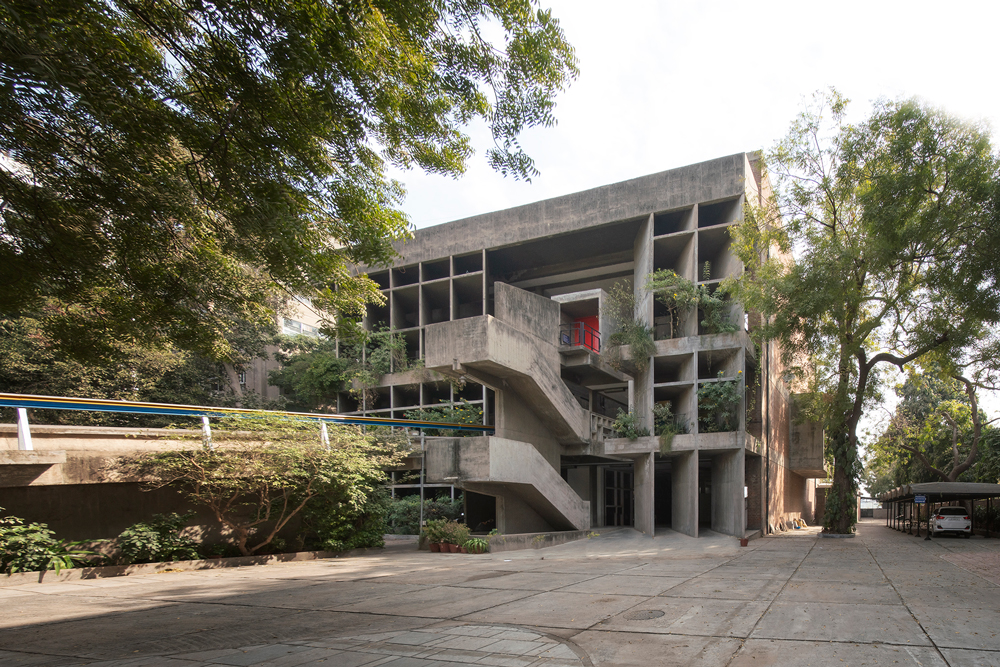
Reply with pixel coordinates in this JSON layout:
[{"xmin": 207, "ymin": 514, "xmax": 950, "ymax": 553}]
[
  {"xmin": 751, "ymin": 600, "xmax": 933, "ymax": 645},
  {"xmin": 729, "ymin": 639, "xmax": 948, "ymax": 666},
  {"xmin": 4, "ymin": 521, "xmax": 1000, "ymax": 666}
]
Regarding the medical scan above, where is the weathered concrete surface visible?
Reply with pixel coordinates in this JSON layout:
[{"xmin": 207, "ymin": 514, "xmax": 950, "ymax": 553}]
[
  {"xmin": 3, "ymin": 520, "xmax": 999, "ymax": 666},
  {"xmin": 0, "ymin": 424, "xmax": 199, "ymax": 486},
  {"xmin": 427, "ymin": 436, "xmax": 590, "ymax": 532},
  {"xmin": 424, "ymin": 315, "xmax": 589, "ymax": 444},
  {"xmin": 389, "ymin": 154, "xmax": 750, "ymax": 266}
]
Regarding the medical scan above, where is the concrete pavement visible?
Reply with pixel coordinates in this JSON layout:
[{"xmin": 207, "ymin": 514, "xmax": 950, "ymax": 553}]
[{"xmin": 2, "ymin": 520, "xmax": 999, "ymax": 666}]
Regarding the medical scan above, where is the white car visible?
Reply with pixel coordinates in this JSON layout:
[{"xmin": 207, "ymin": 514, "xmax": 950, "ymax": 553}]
[{"xmin": 932, "ymin": 506, "xmax": 972, "ymax": 538}]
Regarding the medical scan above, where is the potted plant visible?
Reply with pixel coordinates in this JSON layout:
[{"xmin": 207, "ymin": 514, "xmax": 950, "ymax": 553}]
[
  {"xmin": 422, "ymin": 519, "xmax": 446, "ymax": 552},
  {"xmin": 464, "ymin": 537, "xmax": 489, "ymax": 554},
  {"xmin": 441, "ymin": 521, "xmax": 469, "ymax": 553}
]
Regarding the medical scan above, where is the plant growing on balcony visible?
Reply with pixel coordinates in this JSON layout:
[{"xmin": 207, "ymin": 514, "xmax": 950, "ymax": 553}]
[
  {"xmin": 653, "ymin": 403, "xmax": 687, "ymax": 454},
  {"xmin": 612, "ymin": 408, "xmax": 650, "ymax": 440},
  {"xmin": 602, "ymin": 280, "xmax": 655, "ymax": 372},
  {"xmin": 647, "ymin": 264, "xmax": 737, "ymax": 338},
  {"xmin": 698, "ymin": 372, "xmax": 742, "ymax": 433}
]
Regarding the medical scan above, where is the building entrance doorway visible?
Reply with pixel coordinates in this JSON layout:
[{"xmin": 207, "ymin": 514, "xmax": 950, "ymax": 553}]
[
  {"xmin": 698, "ymin": 457, "xmax": 713, "ymax": 527},
  {"xmin": 654, "ymin": 457, "xmax": 672, "ymax": 529},
  {"xmin": 604, "ymin": 468, "xmax": 633, "ymax": 526}
]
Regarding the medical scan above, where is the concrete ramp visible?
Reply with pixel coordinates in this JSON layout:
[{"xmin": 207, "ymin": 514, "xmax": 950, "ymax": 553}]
[{"xmin": 427, "ymin": 436, "xmax": 591, "ymax": 531}]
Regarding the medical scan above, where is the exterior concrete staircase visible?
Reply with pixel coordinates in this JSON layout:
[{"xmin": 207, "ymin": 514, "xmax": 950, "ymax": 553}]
[
  {"xmin": 427, "ymin": 436, "xmax": 590, "ymax": 531},
  {"xmin": 423, "ymin": 283, "xmax": 590, "ymax": 444},
  {"xmin": 421, "ymin": 282, "xmax": 593, "ymax": 532}
]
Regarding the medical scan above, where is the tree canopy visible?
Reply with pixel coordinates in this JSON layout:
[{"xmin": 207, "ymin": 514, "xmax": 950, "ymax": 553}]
[
  {"xmin": 865, "ymin": 369, "xmax": 1000, "ymax": 497},
  {"xmin": 729, "ymin": 90, "xmax": 1000, "ymax": 533},
  {"xmin": 0, "ymin": 0, "xmax": 577, "ymax": 361}
]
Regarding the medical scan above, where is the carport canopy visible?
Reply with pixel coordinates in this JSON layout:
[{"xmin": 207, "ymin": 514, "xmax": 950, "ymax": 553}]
[{"xmin": 878, "ymin": 482, "xmax": 1000, "ymax": 504}]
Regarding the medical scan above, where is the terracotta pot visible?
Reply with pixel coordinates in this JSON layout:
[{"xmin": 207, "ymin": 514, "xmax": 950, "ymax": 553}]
[
  {"xmin": 429, "ymin": 542, "xmax": 440, "ymax": 553},
  {"xmin": 460, "ymin": 546, "xmax": 468, "ymax": 554},
  {"xmin": 739, "ymin": 538, "xmax": 749, "ymax": 547},
  {"xmin": 448, "ymin": 543, "xmax": 460, "ymax": 553}
]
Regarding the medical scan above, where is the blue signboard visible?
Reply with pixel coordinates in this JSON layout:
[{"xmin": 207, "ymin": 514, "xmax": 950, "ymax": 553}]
[{"xmin": 914, "ymin": 495, "xmax": 927, "ymax": 504}]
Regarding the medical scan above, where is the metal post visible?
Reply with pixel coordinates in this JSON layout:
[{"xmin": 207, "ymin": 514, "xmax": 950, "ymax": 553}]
[
  {"xmin": 925, "ymin": 500, "xmax": 932, "ymax": 540},
  {"xmin": 916, "ymin": 502, "xmax": 921, "ymax": 538},
  {"xmin": 320, "ymin": 422, "xmax": 330, "ymax": 449},
  {"xmin": 201, "ymin": 416, "xmax": 213, "ymax": 450},
  {"xmin": 418, "ymin": 431, "xmax": 426, "ymax": 539},
  {"xmin": 16, "ymin": 408, "xmax": 33, "ymax": 451}
]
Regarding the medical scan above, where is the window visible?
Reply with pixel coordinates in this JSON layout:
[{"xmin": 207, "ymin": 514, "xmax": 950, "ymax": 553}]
[
  {"xmin": 238, "ymin": 372, "xmax": 246, "ymax": 386},
  {"xmin": 282, "ymin": 318, "xmax": 320, "ymax": 338}
]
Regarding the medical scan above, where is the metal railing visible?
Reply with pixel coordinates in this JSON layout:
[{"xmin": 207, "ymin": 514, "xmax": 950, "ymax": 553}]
[
  {"xmin": 0, "ymin": 392, "xmax": 494, "ymax": 451},
  {"xmin": 559, "ymin": 322, "xmax": 601, "ymax": 353}
]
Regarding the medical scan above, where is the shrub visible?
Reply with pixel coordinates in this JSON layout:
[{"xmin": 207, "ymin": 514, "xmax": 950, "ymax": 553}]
[
  {"xmin": 107, "ymin": 417, "xmax": 405, "ymax": 556},
  {"xmin": 116, "ymin": 512, "xmax": 200, "ymax": 564},
  {"xmin": 441, "ymin": 521, "xmax": 470, "ymax": 546},
  {"xmin": 698, "ymin": 372, "xmax": 742, "ymax": 433},
  {"xmin": 386, "ymin": 494, "xmax": 464, "ymax": 535},
  {"xmin": 422, "ymin": 518, "xmax": 448, "ymax": 544},
  {"xmin": 613, "ymin": 409, "xmax": 650, "ymax": 440},
  {"xmin": 304, "ymin": 488, "xmax": 390, "ymax": 552},
  {"xmin": 0, "ymin": 508, "xmax": 94, "ymax": 574},
  {"xmin": 653, "ymin": 403, "xmax": 687, "ymax": 453}
]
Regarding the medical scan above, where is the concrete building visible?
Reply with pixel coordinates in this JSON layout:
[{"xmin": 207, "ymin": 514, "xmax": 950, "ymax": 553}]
[
  {"xmin": 0, "ymin": 153, "xmax": 824, "ymax": 543},
  {"xmin": 346, "ymin": 153, "xmax": 826, "ymax": 538}
]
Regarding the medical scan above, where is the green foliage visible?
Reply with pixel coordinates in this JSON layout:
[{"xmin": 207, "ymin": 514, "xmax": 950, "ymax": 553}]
[
  {"xmin": 270, "ymin": 328, "xmax": 417, "ymax": 411},
  {"xmin": 728, "ymin": 90, "xmax": 1000, "ymax": 533},
  {"xmin": 108, "ymin": 417, "xmax": 405, "ymax": 556},
  {"xmin": 305, "ymin": 489, "xmax": 390, "ymax": 553},
  {"xmin": 698, "ymin": 372, "xmax": 742, "ymax": 433},
  {"xmin": 653, "ymin": 402, "xmax": 687, "ymax": 454},
  {"xmin": 0, "ymin": 311, "xmax": 284, "ymax": 426},
  {"xmin": 647, "ymin": 266, "xmax": 737, "ymax": 338},
  {"xmin": 612, "ymin": 409, "xmax": 650, "ymax": 440},
  {"xmin": 116, "ymin": 512, "xmax": 200, "ymax": 564},
  {"xmin": 439, "ymin": 520, "xmax": 471, "ymax": 546},
  {"xmin": 422, "ymin": 518, "xmax": 448, "ymax": 544},
  {"xmin": 464, "ymin": 537, "xmax": 489, "ymax": 553},
  {"xmin": 866, "ymin": 369, "xmax": 1000, "ymax": 492},
  {"xmin": 0, "ymin": 0, "xmax": 577, "ymax": 361},
  {"xmin": 602, "ymin": 281, "xmax": 656, "ymax": 372},
  {"xmin": 386, "ymin": 494, "xmax": 465, "ymax": 535},
  {"xmin": 405, "ymin": 401, "xmax": 484, "ymax": 437},
  {"xmin": 0, "ymin": 509, "xmax": 94, "ymax": 574}
]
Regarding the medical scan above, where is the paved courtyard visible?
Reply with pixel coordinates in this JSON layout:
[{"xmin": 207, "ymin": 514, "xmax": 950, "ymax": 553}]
[{"xmin": 2, "ymin": 520, "xmax": 998, "ymax": 666}]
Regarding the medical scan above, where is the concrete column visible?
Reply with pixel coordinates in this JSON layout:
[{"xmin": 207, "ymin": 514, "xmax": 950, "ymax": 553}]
[
  {"xmin": 672, "ymin": 450, "xmax": 698, "ymax": 537},
  {"xmin": 633, "ymin": 213, "xmax": 654, "ymax": 431},
  {"xmin": 633, "ymin": 453, "xmax": 655, "ymax": 536},
  {"xmin": 711, "ymin": 449, "xmax": 746, "ymax": 537}
]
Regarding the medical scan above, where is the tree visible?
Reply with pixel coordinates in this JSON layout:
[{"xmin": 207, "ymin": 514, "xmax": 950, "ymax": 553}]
[
  {"xmin": 729, "ymin": 91, "xmax": 1000, "ymax": 534},
  {"xmin": 108, "ymin": 416, "xmax": 406, "ymax": 556},
  {"xmin": 0, "ymin": 308, "xmax": 281, "ymax": 426},
  {"xmin": 0, "ymin": 0, "xmax": 578, "ymax": 361}
]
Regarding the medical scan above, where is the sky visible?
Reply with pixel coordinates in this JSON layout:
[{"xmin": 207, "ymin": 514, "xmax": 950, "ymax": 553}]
[
  {"xmin": 389, "ymin": 0, "xmax": 1000, "ymax": 230},
  {"xmin": 385, "ymin": 0, "xmax": 1000, "ymax": 446}
]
